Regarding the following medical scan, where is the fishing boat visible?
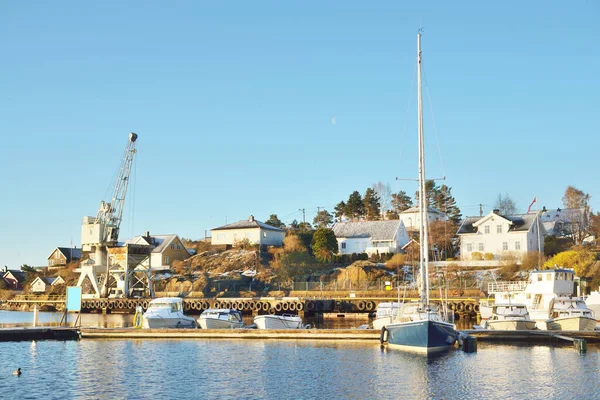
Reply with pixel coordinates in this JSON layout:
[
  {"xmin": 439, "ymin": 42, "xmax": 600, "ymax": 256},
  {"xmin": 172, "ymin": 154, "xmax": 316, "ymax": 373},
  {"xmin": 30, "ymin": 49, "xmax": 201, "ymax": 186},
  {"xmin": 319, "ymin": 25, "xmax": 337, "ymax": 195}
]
[
  {"xmin": 483, "ymin": 303, "xmax": 537, "ymax": 330},
  {"xmin": 141, "ymin": 297, "xmax": 196, "ymax": 329},
  {"xmin": 480, "ymin": 268, "xmax": 577, "ymax": 329},
  {"xmin": 253, "ymin": 314, "xmax": 304, "ymax": 330},
  {"xmin": 382, "ymin": 31, "xmax": 458, "ymax": 353},
  {"xmin": 546, "ymin": 297, "xmax": 596, "ymax": 331},
  {"xmin": 198, "ymin": 309, "xmax": 244, "ymax": 329}
]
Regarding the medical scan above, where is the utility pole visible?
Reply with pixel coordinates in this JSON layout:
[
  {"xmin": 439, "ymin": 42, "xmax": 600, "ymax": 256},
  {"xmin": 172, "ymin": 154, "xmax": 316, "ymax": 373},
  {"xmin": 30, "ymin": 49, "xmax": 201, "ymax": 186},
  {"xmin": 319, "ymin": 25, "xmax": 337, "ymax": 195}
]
[
  {"xmin": 299, "ymin": 208, "xmax": 306, "ymax": 224},
  {"xmin": 479, "ymin": 204, "xmax": 483, "ymax": 217}
]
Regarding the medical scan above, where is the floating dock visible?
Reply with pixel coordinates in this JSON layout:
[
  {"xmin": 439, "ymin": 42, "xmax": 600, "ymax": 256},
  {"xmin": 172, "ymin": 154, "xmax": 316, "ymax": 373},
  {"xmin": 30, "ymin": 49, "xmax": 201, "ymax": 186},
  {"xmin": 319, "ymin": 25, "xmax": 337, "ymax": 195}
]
[
  {"xmin": 80, "ymin": 328, "xmax": 380, "ymax": 340},
  {"xmin": 0, "ymin": 327, "xmax": 80, "ymax": 342}
]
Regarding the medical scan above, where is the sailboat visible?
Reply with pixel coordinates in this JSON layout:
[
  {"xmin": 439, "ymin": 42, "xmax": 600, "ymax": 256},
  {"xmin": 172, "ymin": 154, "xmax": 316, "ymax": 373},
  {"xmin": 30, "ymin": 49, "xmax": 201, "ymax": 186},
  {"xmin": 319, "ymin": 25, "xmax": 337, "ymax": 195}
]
[{"xmin": 382, "ymin": 31, "xmax": 459, "ymax": 353}]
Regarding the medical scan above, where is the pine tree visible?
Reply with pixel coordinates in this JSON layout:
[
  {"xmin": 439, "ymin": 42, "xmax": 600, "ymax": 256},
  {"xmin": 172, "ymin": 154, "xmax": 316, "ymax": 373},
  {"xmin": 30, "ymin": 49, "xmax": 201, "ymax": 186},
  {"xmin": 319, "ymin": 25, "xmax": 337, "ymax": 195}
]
[
  {"xmin": 437, "ymin": 185, "xmax": 462, "ymax": 224},
  {"xmin": 391, "ymin": 191, "xmax": 414, "ymax": 213},
  {"xmin": 313, "ymin": 210, "xmax": 333, "ymax": 228},
  {"xmin": 363, "ymin": 188, "xmax": 381, "ymax": 221},
  {"xmin": 334, "ymin": 201, "xmax": 346, "ymax": 222},
  {"xmin": 265, "ymin": 214, "xmax": 285, "ymax": 228},
  {"xmin": 345, "ymin": 191, "xmax": 365, "ymax": 221}
]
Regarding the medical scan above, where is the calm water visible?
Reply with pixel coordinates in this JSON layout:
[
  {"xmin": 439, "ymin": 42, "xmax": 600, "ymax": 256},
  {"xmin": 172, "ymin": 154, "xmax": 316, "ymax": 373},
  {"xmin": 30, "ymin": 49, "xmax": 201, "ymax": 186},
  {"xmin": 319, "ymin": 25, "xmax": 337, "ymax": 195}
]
[{"xmin": 2, "ymin": 311, "xmax": 598, "ymax": 399}]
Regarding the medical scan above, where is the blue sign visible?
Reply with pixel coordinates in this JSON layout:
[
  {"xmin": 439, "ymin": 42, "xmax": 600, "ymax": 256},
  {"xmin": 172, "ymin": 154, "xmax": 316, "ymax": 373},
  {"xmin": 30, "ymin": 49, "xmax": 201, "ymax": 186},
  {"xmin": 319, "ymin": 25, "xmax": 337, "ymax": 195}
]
[{"xmin": 66, "ymin": 287, "xmax": 82, "ymax": 312}]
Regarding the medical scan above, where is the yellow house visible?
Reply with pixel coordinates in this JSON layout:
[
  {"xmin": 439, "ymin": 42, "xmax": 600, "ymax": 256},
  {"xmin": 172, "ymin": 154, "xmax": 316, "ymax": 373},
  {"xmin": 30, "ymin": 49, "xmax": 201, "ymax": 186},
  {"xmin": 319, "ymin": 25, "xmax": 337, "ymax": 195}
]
[
  {"xmin": 125, "ymin": 232, "xmax": 191, "ymax": 269},
  {"xmin": 30, "ymin": 276, "xmax": 65, "ymax": 293}
]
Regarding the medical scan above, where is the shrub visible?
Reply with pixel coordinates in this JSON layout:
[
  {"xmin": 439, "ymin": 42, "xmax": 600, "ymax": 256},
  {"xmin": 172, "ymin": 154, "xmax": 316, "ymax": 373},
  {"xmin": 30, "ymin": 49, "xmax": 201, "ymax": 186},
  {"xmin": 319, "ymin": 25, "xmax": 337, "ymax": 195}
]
[
  {"xmin": 471, "ymin": 252, "xmax": 483, "ymax": 261},
  {"xmin": 484, "ymin": 253, "xmax": 494, "ymax": 261}
]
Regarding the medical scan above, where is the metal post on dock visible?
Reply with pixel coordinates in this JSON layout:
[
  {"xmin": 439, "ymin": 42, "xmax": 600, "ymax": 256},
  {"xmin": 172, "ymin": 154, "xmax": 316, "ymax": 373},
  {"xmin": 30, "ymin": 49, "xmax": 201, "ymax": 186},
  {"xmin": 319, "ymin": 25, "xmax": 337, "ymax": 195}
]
[{"xmin": 32, "ymin": 304, "xmax": 38, "ymax": 328}]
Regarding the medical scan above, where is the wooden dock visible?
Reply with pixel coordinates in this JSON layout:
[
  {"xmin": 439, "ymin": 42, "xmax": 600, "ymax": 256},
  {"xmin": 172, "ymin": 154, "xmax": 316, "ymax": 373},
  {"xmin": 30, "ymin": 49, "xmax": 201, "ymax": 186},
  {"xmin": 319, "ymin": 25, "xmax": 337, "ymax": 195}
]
[
  {"xmin": 0, "ymin": 327, "xmax": 80, "ymax": 342},
  {"xmin": 463, "ymin": 329, "xmax": 600, "ymax": 343},
  {"xmin": 81, "ymin": 328, "xmax": 380, "ymax": 340}
]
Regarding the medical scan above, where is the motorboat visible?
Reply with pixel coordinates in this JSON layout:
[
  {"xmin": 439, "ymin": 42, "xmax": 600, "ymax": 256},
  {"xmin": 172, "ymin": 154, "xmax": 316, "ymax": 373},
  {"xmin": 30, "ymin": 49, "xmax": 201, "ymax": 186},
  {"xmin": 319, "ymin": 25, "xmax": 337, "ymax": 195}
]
[
  {"xmin": 372, "ymin": 302, "xmax": 401, "ymax": 331},
  {"xmin": 142, "ymin": 297, "xmax": 196, "ymax": 329},
  {"xmin": 253, "ymin": 314, "xmax": 304, "ymax": 329},
  {"xmin": 546, "ymin": 297, "xmax": 596, "ymax": 331},
  {"xmin": 198, "ymin": 309, "xmax": 244, "ymax": 329},
  {"xmin": 483, "ymin": 303, "xmax": 537, "ymax": 330},
  {"xmin": 480, "ymin": 268, "xmax": 577, "ymax": 329},
  {"xmin": 382, "ymin": 31, "xmax": 458, "ymax": 353},
  {"xmin": 584, "ymin": 289, "xmax": 600, "ymax": 322}
]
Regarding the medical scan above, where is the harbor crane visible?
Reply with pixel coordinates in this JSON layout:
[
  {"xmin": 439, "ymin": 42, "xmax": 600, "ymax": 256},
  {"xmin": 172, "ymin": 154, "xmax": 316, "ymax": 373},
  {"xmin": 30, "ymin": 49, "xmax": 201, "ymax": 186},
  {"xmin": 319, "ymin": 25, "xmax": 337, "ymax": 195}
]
[{"xmin": 76, "ymin": 133, "xmax": 152, "ymax": 299}]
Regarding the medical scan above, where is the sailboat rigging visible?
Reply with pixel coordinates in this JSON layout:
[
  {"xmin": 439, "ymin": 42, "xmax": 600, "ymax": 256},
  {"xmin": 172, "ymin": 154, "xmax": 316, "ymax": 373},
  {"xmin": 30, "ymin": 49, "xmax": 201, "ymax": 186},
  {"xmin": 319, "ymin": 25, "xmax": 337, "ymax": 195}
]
[{"xmin": 381, "ymin": 31, "xmax": 459, "ymax": 353}]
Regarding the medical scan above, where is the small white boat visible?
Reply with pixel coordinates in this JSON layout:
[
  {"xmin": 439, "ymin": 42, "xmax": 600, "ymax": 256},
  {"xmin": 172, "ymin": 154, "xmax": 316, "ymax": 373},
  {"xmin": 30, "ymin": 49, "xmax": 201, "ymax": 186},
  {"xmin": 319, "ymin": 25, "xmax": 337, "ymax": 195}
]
[
  {"xmin": 253, "ymin": 314, "xmax": 304, "ymax": 330},
  {"xmin": 142, "ymin": 297, "xmax": 196, "ymax": 329},
  {"xmin": 483, "ymin": 303, "xmax": 537, "ymax": 331},
  {"xmin": 546, "ymin": 297, "xmax": 596, "ymax": 331},
  {"xmin": 584, "ymin": 289, "xmax": 600, "ymax": 322},
  {"xmin": 198, "ymin": 309, "xmax": 244, "ymax": 329}
]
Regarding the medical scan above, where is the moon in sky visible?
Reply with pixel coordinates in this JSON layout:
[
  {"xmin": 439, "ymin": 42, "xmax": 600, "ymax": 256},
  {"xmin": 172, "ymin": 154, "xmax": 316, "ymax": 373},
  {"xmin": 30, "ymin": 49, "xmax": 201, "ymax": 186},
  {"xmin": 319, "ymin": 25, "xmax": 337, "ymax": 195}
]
[{"xmin": 332, "ymin": 116, "xmax": 336, "ymax": 125}]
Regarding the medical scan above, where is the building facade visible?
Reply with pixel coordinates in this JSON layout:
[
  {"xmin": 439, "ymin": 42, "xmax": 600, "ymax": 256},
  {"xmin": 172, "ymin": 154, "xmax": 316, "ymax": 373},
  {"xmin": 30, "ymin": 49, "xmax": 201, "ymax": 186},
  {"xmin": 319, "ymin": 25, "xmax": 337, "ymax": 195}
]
[
  {"xmin": 458, "ymin": 211, "xmax": 545, "ymax": 260},
  {"xmin": 332, "ymin": 220, "xmax": 410, "ymax": 256},
  {"xmin": 399, "ymin": 206, "xmax": 446, "ymax": 231},
  {"xmin": 211, "ymin": 216, "xmax": 285, "ymax": 247}
]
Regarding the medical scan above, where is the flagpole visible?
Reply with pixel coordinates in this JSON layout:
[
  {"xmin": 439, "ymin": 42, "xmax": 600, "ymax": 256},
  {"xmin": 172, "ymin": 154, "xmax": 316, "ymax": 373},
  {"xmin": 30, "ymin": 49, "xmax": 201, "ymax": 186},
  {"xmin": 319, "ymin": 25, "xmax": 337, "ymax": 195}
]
[{"xmin": 536, "ymin": 197, "xmax": 542, "ymax": 265}]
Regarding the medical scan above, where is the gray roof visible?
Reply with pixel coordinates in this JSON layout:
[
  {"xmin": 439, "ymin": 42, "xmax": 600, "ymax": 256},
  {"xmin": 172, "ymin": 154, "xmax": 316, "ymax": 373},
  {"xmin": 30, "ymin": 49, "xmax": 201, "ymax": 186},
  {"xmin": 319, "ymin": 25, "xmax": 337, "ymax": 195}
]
[
  {"xmin": 125, "ymin": 234, "xmax": 181, "ymax": 253},
  {"xmin": 332, "ymin": 220, "xmax": 402, "ymax": 240},
  {"xmin": 211, "ymin": 219, "xmax": 284, "ymax": 232},
  {"xmin": 400, "ymin": 206, "xmax": 445, "ymax": 215},
  {"xmin": 457, "ymin": 213, "xmax": 538, "ymax": 234},
  {"xmin": 3, "ymin": 269, "xmax": 25, "ymax": 282},
  {"xmin": 56, "ymin": 247, "xmax": 82, "ymax": 262}
]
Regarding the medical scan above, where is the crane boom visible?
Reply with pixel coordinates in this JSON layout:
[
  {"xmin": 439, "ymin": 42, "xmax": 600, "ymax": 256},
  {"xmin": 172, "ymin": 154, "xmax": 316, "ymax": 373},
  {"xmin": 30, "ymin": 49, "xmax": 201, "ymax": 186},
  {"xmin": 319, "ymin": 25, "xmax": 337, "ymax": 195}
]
[{"xmin": 81, "ymin": 132, "xmax": 138, "ymax": 250}]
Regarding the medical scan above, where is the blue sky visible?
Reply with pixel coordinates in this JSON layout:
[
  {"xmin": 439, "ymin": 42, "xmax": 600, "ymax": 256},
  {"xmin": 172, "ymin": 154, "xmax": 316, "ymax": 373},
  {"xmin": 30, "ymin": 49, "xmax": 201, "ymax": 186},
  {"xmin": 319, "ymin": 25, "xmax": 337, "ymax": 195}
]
[{"xmin": 1, "ymin": 1, "xmax": 598, "ymax": 267}]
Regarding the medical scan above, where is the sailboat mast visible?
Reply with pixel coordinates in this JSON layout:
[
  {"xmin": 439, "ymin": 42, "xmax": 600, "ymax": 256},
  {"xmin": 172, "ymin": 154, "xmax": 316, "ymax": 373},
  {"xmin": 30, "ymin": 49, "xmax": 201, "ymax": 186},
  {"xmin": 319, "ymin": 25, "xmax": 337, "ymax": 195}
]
[{"xmin": 417, "ymin": 32, "xmax": 430, "ymax": 307}]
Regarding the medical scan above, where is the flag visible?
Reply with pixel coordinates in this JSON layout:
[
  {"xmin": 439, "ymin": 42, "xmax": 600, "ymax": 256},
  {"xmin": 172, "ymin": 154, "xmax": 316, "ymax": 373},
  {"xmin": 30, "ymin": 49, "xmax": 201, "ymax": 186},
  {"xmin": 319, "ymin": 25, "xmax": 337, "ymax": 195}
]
[{"xmin": 527, "ymin": 197, "xmax": 537, "ymax": 213}]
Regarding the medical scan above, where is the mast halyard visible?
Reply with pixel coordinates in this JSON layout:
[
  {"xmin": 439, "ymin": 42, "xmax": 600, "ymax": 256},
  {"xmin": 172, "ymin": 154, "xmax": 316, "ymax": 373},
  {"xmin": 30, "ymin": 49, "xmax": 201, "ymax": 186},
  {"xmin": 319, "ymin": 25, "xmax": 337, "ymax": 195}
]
[{"xmin": 417, "ymin": 31, "xmax": 430, "ymax": 308}]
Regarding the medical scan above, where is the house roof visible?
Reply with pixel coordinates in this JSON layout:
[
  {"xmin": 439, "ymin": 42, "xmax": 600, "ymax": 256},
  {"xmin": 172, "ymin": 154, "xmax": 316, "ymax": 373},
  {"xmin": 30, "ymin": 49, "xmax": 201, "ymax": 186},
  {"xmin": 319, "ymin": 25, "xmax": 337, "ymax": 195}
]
[
  {"xmin": 51, "ymin": 247, "xmax": 82, "ymax": 262},
  {"xmin": 125, "ymin": 234, "xmax": 181, "ymax": 253},
  {"xmin": 211, "ymin": 217, "xmax": 284, "ymax": 232},
  {"xmin": 3, "ymin": 270, "xmax": 25, "ymax": 282},
  {"xmin": 400, "ymin": 206, "xmax": 445, "ymax": 216},
  {"xmin": 332, "ymin": 220, "xmax": 403, "ymax": 240},
  {"xmin": 458, "ymin": 212, "xmax": 540, "ymax": 235}
]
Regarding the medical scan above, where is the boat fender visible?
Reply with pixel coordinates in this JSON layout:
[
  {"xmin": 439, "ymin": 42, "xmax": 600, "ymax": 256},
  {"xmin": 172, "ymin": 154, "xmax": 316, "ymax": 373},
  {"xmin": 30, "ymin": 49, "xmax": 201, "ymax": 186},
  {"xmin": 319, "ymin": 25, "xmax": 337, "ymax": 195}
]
[
  {"xmin": 133, "ymin": 306, "xmax": 143, "ymax": 329},
  {"xmin": 380, "ymin": 326, "xmax": 388, "ymax": 344}
]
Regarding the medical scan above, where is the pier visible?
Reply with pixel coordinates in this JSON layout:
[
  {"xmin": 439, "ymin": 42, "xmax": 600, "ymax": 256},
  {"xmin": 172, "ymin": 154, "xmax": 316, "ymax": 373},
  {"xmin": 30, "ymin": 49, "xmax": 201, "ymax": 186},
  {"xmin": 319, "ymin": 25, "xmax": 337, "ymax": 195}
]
[{"xmin": 0, "ymin": 327, "xmax": 80, "ymax": 342}]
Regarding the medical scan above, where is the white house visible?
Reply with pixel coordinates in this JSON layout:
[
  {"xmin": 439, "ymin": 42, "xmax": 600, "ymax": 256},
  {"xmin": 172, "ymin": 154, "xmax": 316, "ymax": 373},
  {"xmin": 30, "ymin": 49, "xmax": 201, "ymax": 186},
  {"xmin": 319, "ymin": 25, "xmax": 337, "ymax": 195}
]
[
  {"xmin": 332, "ymin": 220, "xmax": 410, "ymax": 256},
  {"xmin": 211, "ymin": 215, "xmax": 285, "ymax": 247},
  {"xmin": 399, "ymin": 206, "xmax": 446, "ymax": 231},
  {"xmin": 457, "ymin": 210, "xmax": 545, "ymax": 260},
  {"xmin": 30, "ymin": 276, "xmax": 65, "ymax": 293}
]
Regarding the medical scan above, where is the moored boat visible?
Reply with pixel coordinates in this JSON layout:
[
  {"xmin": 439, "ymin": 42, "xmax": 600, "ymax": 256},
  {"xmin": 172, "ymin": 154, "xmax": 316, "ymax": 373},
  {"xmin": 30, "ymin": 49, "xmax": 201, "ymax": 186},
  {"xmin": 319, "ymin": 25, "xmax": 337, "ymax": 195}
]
[
  {"xmin": 584, "ymin": 289, "xmax": 600, "ymax": 322},
  {"xmin": 253, "ymin": 314, "xmax": 303, "ymax": 330},
  {"xmin": 381, "ymin": 31, "xmax": 458, "ymax": 353},
  {"xmin": 483, "ymin": 303, "xmax": 537, "ymax": 331},
  {"xmin": 198, "ymin": 309, "xmax": 244, "ymax": 329},
  {"xmin": 142, "ymin": 297, "xmax": 196, "ymax": 329},
  {"xmin": 546, "ymin": 297, "xmax": 596, "ymax": 331}
]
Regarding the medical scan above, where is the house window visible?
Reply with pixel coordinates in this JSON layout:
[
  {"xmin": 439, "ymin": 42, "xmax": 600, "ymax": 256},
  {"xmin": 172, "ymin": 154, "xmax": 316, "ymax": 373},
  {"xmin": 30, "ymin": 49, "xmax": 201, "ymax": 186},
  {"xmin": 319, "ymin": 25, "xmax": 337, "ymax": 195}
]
[
  {"xmin": 164, "ymin": 256, "xmax": 169, "ymax": 264},
  {"xmin": 263, "ymin": 232, "xmax": 267, "ymax": 238},
  {"xmin": 515, "ymin": 241, "xmax": 521, "ymax": 250},
  {"xmin": 466, "ymin": 243, "xmax": 472, "ymax": 252},
  {"xmin": 502, "ymin": 242, "xmax": 508, "ymax": 251},
  {"xmin": 342, "ymin": 243, "xmax": 346, "ymax": 249},
  {"xmin": 497, "ymin": 225, "xmax": 502, "ymax": 233},
  {"xmin": 478, "ymin": 243, "xmax": 484, "ymax": 251},
  {"xmin": 171, "ymin": 244, "xmax": 175, "ymax": 249},
  {"xmin": 484, "ymin": 226, "xmax": 490, "ymax": 234},
  {"xmin": 177, "ymin": 245, "xmax": 181, "ymax": 250}
]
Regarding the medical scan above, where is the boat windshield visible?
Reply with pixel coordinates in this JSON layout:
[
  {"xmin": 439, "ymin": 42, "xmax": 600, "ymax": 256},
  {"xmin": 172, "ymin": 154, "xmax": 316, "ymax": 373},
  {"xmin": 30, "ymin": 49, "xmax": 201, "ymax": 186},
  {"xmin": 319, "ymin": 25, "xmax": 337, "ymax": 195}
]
[{"xmin": 149, "ymin": 302, "xmax": 181, "ymax": 312}]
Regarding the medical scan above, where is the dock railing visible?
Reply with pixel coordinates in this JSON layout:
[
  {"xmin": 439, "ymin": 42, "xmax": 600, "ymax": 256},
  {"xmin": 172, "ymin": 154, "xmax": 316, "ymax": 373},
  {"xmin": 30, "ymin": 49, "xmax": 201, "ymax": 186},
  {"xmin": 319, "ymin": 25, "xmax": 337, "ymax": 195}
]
[{"xmin": 487, "ymin": 281, "xmax": 528, "ymax": 294}]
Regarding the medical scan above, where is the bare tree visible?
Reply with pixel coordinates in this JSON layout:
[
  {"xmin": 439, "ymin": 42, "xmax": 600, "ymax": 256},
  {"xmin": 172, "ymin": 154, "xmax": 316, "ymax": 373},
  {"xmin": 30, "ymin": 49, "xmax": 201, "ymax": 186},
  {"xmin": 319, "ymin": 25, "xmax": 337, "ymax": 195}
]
[
  {"xmin": 372, "ymin": 181, "xmax": 392, "ymax": 219},
  {"xmin": 559, "ymin": 186, "xmax": 591, "ymax": 245},
  {"xmin": 494, "ymin": 193, "xmax": 517, "ymax": 215}
]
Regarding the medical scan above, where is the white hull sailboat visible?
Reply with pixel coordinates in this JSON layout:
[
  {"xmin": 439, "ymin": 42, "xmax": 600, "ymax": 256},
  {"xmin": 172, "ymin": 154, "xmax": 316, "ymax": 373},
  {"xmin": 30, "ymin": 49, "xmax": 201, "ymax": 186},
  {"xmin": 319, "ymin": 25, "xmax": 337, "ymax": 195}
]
[{"xmin": 383, "ymin": 31, "xmax": 458, "ymax": 353}]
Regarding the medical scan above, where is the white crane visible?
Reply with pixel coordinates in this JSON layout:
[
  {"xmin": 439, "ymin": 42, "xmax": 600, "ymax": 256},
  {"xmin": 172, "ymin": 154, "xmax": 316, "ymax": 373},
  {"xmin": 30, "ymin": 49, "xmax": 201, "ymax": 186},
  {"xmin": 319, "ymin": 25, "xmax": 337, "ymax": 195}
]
[{"xmin": 77, "ymin": 133, "xmax": 138, "ymax": 298}]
